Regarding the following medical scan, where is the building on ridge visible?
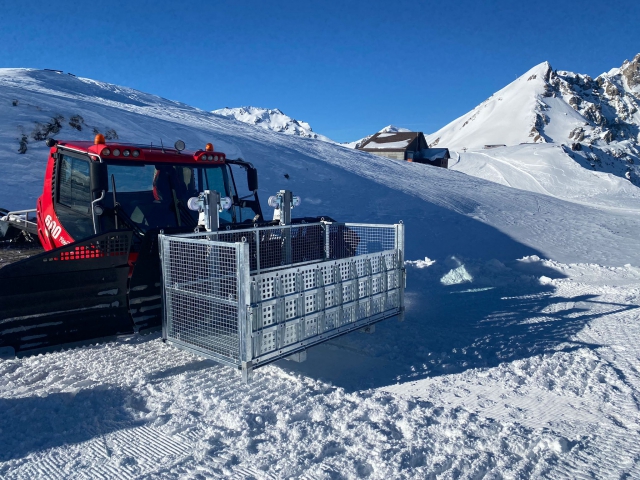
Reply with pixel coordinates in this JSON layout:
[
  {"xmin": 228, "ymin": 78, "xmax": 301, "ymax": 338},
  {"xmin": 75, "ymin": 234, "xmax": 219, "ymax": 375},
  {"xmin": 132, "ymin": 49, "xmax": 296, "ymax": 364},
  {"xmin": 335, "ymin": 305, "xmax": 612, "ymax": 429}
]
[{"xmin": 358, "ymin": 131, "xmax": 449, "ymax": 168}]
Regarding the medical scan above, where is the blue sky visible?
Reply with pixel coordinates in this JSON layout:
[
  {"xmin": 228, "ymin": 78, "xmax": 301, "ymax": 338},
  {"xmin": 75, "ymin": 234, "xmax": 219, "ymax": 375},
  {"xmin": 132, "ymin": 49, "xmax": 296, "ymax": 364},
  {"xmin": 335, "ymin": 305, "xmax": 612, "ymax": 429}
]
[{"xmin": 2, "ymin": 0, "xmax": 639, "ymax": 142}]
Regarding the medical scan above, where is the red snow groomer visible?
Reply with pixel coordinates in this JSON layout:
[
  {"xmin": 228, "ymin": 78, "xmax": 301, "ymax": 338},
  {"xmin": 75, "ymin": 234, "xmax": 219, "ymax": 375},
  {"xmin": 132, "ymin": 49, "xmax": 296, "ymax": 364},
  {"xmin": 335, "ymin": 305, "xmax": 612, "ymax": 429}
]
[
  {"xmin": 0, "ymin": 135, "xmax": 328, "ymax": 358},
  {"xmin": 1, "ymin": 135, "xmax": 407, "ymax": 377}
]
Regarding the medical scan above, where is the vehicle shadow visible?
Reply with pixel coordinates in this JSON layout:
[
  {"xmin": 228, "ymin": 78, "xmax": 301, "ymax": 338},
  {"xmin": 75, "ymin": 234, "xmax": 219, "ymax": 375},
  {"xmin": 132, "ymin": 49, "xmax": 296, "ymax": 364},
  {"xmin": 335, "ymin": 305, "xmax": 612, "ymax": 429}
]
[{"xmin": 0, "ymin": 386, "xmax": 143, "ymax": 462}]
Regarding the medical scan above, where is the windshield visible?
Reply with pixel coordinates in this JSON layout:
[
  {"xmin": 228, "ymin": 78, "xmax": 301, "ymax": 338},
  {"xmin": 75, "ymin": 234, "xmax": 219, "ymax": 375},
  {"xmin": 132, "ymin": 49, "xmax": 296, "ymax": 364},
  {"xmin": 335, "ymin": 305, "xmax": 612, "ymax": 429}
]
[{"xmin": 100, "ymin": 162, "xmax": 259, "ymax": 232}]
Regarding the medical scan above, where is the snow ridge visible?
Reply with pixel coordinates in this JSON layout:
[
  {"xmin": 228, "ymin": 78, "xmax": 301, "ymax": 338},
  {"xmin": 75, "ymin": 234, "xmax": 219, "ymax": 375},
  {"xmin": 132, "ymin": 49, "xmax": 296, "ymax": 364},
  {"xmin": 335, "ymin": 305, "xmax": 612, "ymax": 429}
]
[
  {"xmin": 427, "ymin": 54, "xmax": 640, "ymax": 186},
  {"xmin": 212, "ymin": 106, "xmax": 334, "ymax": 143}
]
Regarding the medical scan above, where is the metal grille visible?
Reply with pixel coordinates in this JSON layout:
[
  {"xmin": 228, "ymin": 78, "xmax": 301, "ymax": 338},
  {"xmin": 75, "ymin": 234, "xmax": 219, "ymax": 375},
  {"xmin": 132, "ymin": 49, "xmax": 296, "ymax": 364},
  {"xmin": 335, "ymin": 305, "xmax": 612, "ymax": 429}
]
[
  {"xmin": 160, "ymin": 222, "xmax": 405, "ymax": 379},
  {"xmin": 248, "ymin": 250, "xmax": 401, "ymax": 365},
  {"xmin": 328, "ymin": 223, "xmax": 396, "ymax": 259},
  {"xmin": 43, "ymin": 232, "xmax": 130, "ymax": 262},
  {"xmin": 161, "ymin": 237, "xmax": 241, "ymax": 365},
  {"xmin": 179, "ymin": 223, "xmax": 394, "ymax": 273}
]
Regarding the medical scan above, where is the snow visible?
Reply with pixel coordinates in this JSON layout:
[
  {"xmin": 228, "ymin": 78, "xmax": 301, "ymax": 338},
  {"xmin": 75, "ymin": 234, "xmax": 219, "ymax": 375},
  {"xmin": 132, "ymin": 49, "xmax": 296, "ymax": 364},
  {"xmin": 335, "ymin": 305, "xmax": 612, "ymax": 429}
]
[
  {"xmin": 361, "ymin": 138, "xmax": 412, "ymax": 149},
  {"xmin": 2, "ymin": 67, "xmax": 640, "ymax": 478},
  {"xmin": 342, "ymin": 125, "xmax": 412, "ymax": 149},
  {"xmin": 449, "ymin": 144, "xmax": 640, "ymax": 210},
  {"xmin": 426, "ymin": 62, "xmax": 552, "ymax": 151},
  {"xmin": 212, "ymin": 106, "xmax": 335, "ymax": 143},
  {"xmin": 426, "ymin": 55, "xmax": 640, "ymax": 189}
]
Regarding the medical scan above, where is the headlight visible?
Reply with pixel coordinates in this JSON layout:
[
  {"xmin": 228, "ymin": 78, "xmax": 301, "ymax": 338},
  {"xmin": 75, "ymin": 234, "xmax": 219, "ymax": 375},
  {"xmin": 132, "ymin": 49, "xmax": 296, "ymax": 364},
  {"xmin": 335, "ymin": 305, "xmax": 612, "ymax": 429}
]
[
  {"xmin": 268, "ymin": 196, "xmax": 280, "ymax": 208},
  {"xmin": 187, "ymin": 197, "xmax": 202, "ymax": 211},
  {"xmin": 220, "ymin": 197, "xmax": 232, "ymax": 210}
]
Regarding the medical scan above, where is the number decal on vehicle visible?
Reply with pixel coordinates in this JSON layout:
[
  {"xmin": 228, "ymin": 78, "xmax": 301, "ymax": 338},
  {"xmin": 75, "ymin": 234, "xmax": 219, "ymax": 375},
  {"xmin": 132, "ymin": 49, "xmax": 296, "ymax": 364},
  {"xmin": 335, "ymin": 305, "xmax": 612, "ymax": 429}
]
[{"xmin": 44, "ymin": 214, "xmax": 62, "ymax": 239}]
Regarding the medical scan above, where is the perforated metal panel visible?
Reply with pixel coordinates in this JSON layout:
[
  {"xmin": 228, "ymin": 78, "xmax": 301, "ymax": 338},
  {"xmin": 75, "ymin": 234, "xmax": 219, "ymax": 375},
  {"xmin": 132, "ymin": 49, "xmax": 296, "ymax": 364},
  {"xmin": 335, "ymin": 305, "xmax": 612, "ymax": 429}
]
[
  {"xmin": 160, "ymin": 222, "xmax": 405, "ymax": 379},
  {"xmin": 247, "ymin": 250, "xmax": 402, "ymax": 365}
]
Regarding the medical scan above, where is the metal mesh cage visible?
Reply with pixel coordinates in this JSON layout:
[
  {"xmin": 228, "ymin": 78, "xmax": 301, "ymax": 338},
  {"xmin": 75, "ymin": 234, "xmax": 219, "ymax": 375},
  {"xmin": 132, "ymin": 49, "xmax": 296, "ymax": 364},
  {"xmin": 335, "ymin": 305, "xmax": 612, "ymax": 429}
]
[{"xmin": 160, "ymin": 222, "xmax": 405, "ymax": 377}]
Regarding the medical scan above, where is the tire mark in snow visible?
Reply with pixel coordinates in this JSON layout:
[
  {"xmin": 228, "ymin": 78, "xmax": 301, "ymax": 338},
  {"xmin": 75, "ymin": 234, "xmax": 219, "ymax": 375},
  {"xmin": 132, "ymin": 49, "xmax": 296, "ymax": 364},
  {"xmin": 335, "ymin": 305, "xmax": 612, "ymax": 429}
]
[{"xmin": 232, "ymin": 465, "xmax": 276, "ymax": 480}]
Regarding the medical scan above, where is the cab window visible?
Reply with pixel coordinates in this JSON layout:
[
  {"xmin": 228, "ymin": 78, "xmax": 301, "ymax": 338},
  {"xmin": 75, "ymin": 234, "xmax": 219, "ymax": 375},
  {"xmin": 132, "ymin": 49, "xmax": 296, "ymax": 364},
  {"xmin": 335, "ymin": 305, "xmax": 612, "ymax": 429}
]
[
  {"xmin": 58, "ymin": 155, "xmax": 91, "ymax": 212},
  {"xmin": 55, "ymin": 154, "xmax": 93, "ymax": 240}
]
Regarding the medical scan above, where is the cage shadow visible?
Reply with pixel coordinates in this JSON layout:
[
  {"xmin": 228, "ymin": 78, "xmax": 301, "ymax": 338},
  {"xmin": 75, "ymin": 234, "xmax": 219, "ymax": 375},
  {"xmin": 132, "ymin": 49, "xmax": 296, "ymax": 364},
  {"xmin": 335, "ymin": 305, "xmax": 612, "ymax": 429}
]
[{"xmin": 277, "ymin": 265, "xmax": 637, "ymax": 392}]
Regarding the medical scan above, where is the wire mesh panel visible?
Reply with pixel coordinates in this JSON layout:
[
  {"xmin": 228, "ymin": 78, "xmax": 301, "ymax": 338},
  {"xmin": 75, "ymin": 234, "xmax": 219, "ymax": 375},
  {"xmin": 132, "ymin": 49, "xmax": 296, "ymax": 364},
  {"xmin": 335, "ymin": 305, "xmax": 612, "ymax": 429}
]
[
  {"xmin": 161, "ymin": 236, "xmax": 242, "ymax": 365},
  {"xmin": 178, "ymin": 223, "xmax": 325, "ymax": 273},
  {"xmin": 329, "ymin": 223, "xmax": 396, "ymax": 259}
]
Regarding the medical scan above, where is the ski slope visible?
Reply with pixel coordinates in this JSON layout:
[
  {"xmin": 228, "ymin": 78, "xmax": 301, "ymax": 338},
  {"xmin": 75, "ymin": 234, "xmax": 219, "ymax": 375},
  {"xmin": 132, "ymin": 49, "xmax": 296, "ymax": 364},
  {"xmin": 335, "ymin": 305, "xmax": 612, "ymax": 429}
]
[
  {"xmin": 450, "ymin": 143, "xmax": 640, "ymax": 210},
  {"xmin": 1, "ymin": 69, "xmax": 640, "ymax": 478}
]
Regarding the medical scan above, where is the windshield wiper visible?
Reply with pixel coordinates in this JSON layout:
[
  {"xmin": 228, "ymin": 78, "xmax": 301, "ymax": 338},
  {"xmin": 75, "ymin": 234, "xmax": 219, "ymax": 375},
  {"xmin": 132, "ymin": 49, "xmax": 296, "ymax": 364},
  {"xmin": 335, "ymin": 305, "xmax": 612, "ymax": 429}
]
[
  {"xmin": 165, "ymin": 174, "xmax": 184, "ymax": 227},
  {"xmin": 111, "ymin": 174, "xmax": 145, "ymax": 239}
]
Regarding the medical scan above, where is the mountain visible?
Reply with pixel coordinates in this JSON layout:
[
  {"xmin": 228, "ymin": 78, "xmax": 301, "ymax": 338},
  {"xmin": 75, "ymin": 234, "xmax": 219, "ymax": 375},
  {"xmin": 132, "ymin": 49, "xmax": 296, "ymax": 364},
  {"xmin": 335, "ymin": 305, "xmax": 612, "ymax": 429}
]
[
  {"xmin": 2, "ymin": 67, "xmax": 640, "ymax": 478},
  {"xmin": 212, "ymin": 106, "xmax": 334, "ymax": 143},
  {"xmin": 342, "ymin": 124, "xmax": 412, "ymax": 149},
  {"xmin": 428, "ymin": 54, "xmax": 640, "ymax": 186}
]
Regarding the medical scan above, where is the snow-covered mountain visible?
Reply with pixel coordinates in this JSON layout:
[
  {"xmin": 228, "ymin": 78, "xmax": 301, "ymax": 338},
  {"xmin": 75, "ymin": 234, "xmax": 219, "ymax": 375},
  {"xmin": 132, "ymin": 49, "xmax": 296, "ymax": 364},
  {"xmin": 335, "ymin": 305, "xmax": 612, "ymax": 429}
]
[
  {"xmin": 428, "ymin": 54, "xmax": 640, "ymax": 186},
  {"xmin": 3, "ymin": 68, "xmax": 640, "ymax": 478},
  {"xmin": 343, "ymin": 124, "xmax": 412, "ymax": 149},
  {"xmin": 212, "ymin": 106, "xmax": 334, "ymax": 143}
]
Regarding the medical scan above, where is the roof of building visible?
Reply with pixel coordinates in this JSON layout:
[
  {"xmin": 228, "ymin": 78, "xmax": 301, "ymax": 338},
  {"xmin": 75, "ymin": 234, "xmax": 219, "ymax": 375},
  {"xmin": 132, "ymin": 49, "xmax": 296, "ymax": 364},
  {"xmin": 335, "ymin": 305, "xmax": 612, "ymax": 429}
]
[
  {"xmin": 359, "ymin": 132, "xmax": 422, "ymax": 151},
  {"xmin": 422, "ymin": 148, "xmax": 450, "ymax": 161}
]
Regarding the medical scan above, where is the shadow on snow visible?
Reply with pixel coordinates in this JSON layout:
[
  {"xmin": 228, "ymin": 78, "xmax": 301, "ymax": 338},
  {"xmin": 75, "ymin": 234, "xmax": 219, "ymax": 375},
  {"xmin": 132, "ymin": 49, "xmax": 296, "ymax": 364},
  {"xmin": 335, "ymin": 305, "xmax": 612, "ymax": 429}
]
[
  {"xmin": 280, "ymin": 275, "xmax": 637, "ymax": 392},
  {"xmin": 0, "ymin": 386, "xmax": 144, "ymax": 462}
]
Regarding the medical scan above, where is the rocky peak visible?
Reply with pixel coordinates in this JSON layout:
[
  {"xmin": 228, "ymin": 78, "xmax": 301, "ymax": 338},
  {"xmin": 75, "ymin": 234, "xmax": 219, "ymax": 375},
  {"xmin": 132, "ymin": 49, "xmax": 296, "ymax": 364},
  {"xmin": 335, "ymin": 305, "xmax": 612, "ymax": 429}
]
[
  {"xmin": 621, "ymin": 53, "xmax": 640, "ymax": 89},
  {"xmin": 425, "ymin": 55, "xmax": 640, "ymax": 186}
]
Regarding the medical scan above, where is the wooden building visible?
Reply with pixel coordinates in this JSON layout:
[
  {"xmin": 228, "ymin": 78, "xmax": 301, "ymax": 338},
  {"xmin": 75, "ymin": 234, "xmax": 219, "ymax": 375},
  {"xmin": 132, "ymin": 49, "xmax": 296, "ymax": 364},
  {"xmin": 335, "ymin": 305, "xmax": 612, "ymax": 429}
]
[
  {"xmin": 420, "ymin": 148, "xmax": 450, "ymax": 168},
  {"xmin": 358, "ymin": 131, "xmax": 449, "ymax": 168}
]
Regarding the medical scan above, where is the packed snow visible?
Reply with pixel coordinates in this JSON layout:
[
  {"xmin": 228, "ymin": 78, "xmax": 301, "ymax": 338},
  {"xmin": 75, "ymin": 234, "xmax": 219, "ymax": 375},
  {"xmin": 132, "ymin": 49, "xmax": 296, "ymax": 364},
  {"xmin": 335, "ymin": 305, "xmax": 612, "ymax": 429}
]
[{"xmin": 1, "ymin": 67, "xmax": 640, "ymax": 478}]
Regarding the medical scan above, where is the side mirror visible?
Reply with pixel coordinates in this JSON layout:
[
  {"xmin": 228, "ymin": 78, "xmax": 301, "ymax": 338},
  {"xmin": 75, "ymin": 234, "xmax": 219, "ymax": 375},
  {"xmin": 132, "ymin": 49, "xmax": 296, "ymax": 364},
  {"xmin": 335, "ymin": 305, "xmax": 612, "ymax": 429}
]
[
  {"xmin": 247, "ymin": 167, "xmax": 259, "ymax": 192},
  {"xmin": 90, "ymin": 161, "xmax": 108, "ymax": 193}
]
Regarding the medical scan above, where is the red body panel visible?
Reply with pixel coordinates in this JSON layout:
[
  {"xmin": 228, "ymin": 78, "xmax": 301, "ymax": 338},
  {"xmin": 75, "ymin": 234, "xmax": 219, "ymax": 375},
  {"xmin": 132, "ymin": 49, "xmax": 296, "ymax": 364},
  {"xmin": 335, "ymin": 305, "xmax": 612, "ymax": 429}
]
[
  {"xmin": 59, "ymin": 141, "xmax": 226, "ymax": 164},
  {"xmin": 37, "ymin": 147, "xmax": 73, "ymax": 249},
  {"xmin": 36, "ymin": 141, "xmax": 227, "ymax": 251}
]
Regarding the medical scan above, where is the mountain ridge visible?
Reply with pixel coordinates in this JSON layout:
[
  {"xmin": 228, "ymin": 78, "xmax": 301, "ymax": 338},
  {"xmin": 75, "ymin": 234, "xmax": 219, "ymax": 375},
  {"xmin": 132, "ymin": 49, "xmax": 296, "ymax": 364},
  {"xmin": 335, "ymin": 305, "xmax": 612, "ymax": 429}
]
[
  {"xmin": 212, "ymin": 106, "xmax": 334, "ymax": 143},
  {"xmin": 426, "ymin": 54, "xmax": 640, "ymax": 185}
]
